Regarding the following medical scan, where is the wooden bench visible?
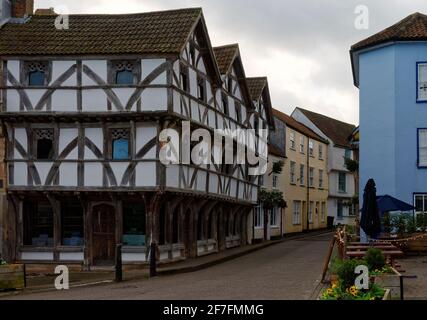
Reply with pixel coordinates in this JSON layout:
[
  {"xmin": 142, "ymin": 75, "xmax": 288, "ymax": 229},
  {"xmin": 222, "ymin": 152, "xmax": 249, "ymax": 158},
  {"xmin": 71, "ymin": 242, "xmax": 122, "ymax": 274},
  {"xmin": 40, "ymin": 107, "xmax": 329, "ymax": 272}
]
[{"xmin": 346, "ymin": 245, "xmax": 397, "ymax": 251}]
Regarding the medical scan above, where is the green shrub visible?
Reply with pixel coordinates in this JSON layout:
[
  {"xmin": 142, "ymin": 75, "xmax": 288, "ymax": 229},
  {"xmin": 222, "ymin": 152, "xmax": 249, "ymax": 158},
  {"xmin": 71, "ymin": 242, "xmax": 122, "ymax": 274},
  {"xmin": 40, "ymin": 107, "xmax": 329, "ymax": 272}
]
[
  {"xmin": 391, "ymin": 215, "xmax": 408, "ymax": 237},
  {"xmin": 364, "ymin": 248, "xmax": 385, "ymax": 271},
  {"xmin": 337, "ymin": 259, "xmax": 367, "ymax": 290},
  {"xmin": 416, "ymin": 213, "xmax": 427, "ymax": 232},
  {"xmin": 382, "ymin": 214, "xmax": 392, "ymax": 234}
]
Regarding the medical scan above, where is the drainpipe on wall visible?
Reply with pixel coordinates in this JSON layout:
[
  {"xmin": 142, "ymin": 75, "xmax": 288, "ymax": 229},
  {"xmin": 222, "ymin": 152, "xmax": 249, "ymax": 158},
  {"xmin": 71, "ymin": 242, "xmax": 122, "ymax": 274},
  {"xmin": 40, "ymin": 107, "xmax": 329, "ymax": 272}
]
[{"xmin": 306, "ymin": 138, "xmax": 310, "ymax": 232}]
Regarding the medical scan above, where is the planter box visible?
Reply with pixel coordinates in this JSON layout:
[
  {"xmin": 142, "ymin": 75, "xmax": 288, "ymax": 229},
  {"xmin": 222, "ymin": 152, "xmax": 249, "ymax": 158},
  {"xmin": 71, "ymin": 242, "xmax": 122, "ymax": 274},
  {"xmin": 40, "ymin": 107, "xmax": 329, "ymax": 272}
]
[
  {"xmin": 0, "ymin": 264, "xmax": 25, "ymax": 290},
  {"xmin": 405, "ymin": 234, "xmax": 427, "ymax": 253},
  {"xmin": 373, "ymin": 268, "xmax": 401, "ymax": 300},
  {"xmin": 382, "ymin": 289, "xmax": 391, "ymax": 300}
]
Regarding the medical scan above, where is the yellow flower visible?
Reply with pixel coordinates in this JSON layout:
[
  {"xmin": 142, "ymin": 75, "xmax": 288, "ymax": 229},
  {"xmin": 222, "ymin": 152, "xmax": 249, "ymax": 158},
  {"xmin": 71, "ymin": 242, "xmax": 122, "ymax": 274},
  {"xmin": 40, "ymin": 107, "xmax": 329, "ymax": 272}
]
[
  {"xmin": 327, "ymin": 288, "xmax": 333, "ymax": 295},
  {"xmin": 348, "ymin": 285, "xmax": 358, "ymax": 297},
  {"xmin": 332, "ymin": 283, "xmax": 338, "ymax": 289}
]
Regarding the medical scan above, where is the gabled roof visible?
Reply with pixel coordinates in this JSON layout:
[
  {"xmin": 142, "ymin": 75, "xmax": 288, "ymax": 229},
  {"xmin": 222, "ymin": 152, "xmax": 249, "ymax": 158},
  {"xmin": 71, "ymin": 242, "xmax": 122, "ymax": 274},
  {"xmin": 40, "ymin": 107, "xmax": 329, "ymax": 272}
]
[
  {"xmin": 246, "ymin": 76, "xmax": 275, "ymax": 128},
  {"xmin": 213, "ymin": 43, "xmax": 254, "ymax": 111},
  {"xmin": 351, "ymin": 12, "xmax": 427, "ymax": 87},
  {"xmin": 295, "ymin": 108, "xmax": 356, "ymax": 148},
  {"xmin": 213, "ymin": 44, "xmax": 239, "ymax": 74},
  {"xmin": 273, "ymin": 108, "xmax": 326, "ymax": 143},
  {"xmin": 0, "ymin": 8, "xmax": 203, "ymax": 56},
  {"xmin": 246, "ymin": 77, "xmax": 267, "ymax": 101}
]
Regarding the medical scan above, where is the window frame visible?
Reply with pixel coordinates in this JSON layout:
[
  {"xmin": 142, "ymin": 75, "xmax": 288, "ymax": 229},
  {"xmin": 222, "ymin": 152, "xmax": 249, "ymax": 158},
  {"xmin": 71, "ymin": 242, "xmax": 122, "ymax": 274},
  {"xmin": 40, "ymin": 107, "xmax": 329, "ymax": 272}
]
[
  {"xmin": 108, "ymin": 127, "xmax": 132, "ymax": 161},
  {"xmin": 309, "ymin": 167, "xmax": 315, "ymax": 188},
  {"xmin": 338, "ymin": 172, "xmax": 347, "ymax": 193},
  {"xmin": 309, "ymin": 140, "xmax": 314, "ymax": 157},
  {"xmin": 417, "ymin": 62, "xmax": 427, "ymax": 103},
  {"xmin": 32, "ymin": 127, "xmax": 57, "ymax": 161},
  {"xmin": 309, "ymin": 201, "xmax": 314, "ymax": 223},
  {"xmin": 319, "ymin": 144, "xmax": 324, "ymax": 160},
  {"xmin": 109, "ymin": 60, "xmax": 140, "ymax": 86},
  {"xmin": 293, "ymin": 201, "xmax": 301, "ymax": 225},
  {"xmin": 272, "ymin": 174, "xmax": 279, "ymax": 189},
  {"xmin": 270, "ymin": 206, "xmax": 279, "ymax": 227},
  {"xmin": 418, "ymin": 128, "xmax": 427, "ymax": 168},
  {"xmin": 321, "ymin": 202, "xmax": 326, "ymax": 222},
  {"xmin": 24, "ymin": 61, "xmax": 51, "ymax": 87},
  {"xmin": 254, "ymin": 205, "xmax": 264, "ymax": 228},
  {"xmin": 197, "ymin": 76, "xmax": 207, "ymax": 103},
  {"xmin": 180, "ymin": 63, "xmax": 190, "ymax": 93},
  {"xmin": 299, "ymin": 164, "xmax": 305, "ymax": 186},
  {"xmin": 289, "ymin": 130, "xmax": 296, "ymax": 150},
  {"xmin": 299, "ymin": 136, "xmax": 305, "ymax": 154},
  {"xmin": 290, "ymin": 161, "xmax": 296, "ymax": 184}
]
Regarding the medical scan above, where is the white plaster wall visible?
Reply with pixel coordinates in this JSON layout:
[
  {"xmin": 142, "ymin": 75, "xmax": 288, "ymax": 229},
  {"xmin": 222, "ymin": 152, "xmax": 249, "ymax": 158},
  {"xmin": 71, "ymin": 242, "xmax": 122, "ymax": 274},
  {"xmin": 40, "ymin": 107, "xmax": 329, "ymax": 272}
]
[
  {"xmin": 110, "ymin": 162, "xmax": 129, "ymax": 186},
  {"xmin": 6, "ymin": 90, "xmax": 20, "ymax": 111},
  {"xmin": 196, "ymin": 170, "xmax": 206, "ymax": 191},
  {"xmin": 208, "ymin": 109, "xmax": 216, "ymax": 128},
  {"xmin": 189, "ymin": 68, "xmax": 198, "ymax": 97},
  {"xmin": 173, "ymin": 61, "xmax": 180, "ymax": 87},
  {"xmin": 166, "ymin": 165, "xmax": 179, "ymax": 188},
  {"xmin": 26, "ymin": 89, "xmax": 46, "ymax": 107},
  {"xmin": 141, "ymin": 88, "xmax": 167, "ymax": 111},
  {"xmin": 34, "ymin": 162, "xmax": 53, "ymax": 185},
  {"xmin": 52, "ymin": 61, "xmax": 77, "ymax": 86},
  {"xmin": 82, "ymin": 60, "xmax": 107, "ymax": 86},
  {"xmin": 135, "ymin": 162, "xmax": 157, "ymax": 186},
  {"xmin": 84, "ymin": 128, "xmax": 103, "ymax": 159},
  {"xmin": 136, "ymin": 124, "xmax": 157, "ymax": 159},
  {"xmin": 14, "ymin": 128, "xmax": 27, "ymax": 159},
  {"xmin": 6, "ymin": 60, "xmax": 19, "ymax": 86},
  {"xmin": 52, "ymin": 90, "xmax": 77, "ymax": 112},
  {"xmin": 142, "ymin": 59, "xmax": 166, "ymax": 85},
  {"xmin": 112, "ymin": 88, "xmax": 135, "ymax": 109},
  {"xmin": 173, "ymin": 90, "xmax": 181, "ymax": 114},
  {"xmin": 82, "ymin": 89, "xmax": 107, "ymax": 111},
  {"xmin": 209, "ymin": 173, "xmax": 218, "ymax": 194},
  {"xmin": 59, "ymin": 128, "xmax": 78, "ymax": 159},
  {"xmin": 197, "ymin": 56, "xmax": 206, "ymax": 74},
  {"xmin": 59, "ymin": 163, "xmax": 78, "ymax": 186},
  {"xmin": 84, "ymin": 162, "xmax": 103, "ymax": 186},
  {"xmin": 13, "ymin": 162, "xmax": 27, "ymax": 185}
]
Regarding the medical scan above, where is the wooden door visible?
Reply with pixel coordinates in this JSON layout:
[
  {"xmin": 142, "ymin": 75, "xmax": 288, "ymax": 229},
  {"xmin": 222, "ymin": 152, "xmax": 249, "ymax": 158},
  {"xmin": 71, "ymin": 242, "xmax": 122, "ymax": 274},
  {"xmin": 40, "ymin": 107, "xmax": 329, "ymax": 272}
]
[{"xmin": 92, "ymin": 204, "xmax": 116, "ymax": 265}]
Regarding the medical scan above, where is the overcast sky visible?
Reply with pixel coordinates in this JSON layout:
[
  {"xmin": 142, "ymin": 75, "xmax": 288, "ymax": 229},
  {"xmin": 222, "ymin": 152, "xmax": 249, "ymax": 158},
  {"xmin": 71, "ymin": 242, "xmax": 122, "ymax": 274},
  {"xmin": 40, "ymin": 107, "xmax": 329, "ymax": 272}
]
[{"xmin": 35, "ymin": 0, "xmax": 427, "ymax": 124}]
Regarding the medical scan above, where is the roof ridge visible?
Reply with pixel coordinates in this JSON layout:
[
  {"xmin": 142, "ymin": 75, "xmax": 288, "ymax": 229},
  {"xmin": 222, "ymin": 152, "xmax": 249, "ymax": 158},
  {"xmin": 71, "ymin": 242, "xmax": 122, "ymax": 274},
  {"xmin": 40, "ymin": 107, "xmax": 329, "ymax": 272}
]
[
  {"xmin": 213, "ymin": 43, "xmax": 239, "ymax": 49},
  {"xmin": 29, "ymin": 7, "xmax": 203, "ymax": 18},
  {"xmin": 297, "ymin": 107, "xmax": 356, "ymax": 127}
]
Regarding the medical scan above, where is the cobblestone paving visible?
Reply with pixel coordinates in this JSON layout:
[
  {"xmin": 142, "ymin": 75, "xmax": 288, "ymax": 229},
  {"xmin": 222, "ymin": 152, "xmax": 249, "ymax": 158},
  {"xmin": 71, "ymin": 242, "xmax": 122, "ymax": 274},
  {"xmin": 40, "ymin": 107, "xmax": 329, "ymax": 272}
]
[{"xmin": 3, "ymin": 233, "xmax": 332, "ymax": 300}]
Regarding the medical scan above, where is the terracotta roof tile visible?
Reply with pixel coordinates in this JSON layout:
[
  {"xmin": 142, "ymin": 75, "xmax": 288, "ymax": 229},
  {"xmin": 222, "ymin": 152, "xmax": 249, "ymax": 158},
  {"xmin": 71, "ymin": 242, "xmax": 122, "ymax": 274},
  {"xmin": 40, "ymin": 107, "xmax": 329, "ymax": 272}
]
[
  {"xmin": 296, "ymin": 108, "xmax": 356, "ymax": 148},
  {"xmin": 352, "ymin": 12, "xmax": 427, "ymax": 51},
  {"xmin": 273, "ymin": 109, "xmax": 326, "ymax": 143},
  {"xmin": 246, "ymin": 77, "xmax": 267, "ymax": 100},
  {"xmin": 0, "ymin": 8, "xmax": 202, "ymax": 55},
  {"xmin": 213, "ymin": 44, "xmax": 239, "ymax": 74}
]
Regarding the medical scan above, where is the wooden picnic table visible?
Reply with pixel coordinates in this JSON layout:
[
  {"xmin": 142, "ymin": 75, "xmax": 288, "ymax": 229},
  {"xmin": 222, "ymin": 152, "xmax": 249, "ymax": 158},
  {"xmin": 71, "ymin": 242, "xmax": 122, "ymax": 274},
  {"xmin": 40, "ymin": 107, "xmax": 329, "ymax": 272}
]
[
  {"xmin": 349, "ymin": 242, "xmax": 398, "ymax": 246},
  {"xmin": 346, "ymin": 249, "xmax": 404, "ymax": 266},
  {"xmin": 346, "ymin": 245, "xmax": 397, "ymax": 250}
]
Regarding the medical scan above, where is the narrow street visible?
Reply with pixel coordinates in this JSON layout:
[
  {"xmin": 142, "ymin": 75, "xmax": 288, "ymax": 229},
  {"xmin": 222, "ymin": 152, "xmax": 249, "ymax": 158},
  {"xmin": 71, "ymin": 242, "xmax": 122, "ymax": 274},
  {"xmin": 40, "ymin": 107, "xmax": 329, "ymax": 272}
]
[{"xmin": 3, "ymin": 233, "xmax": 332, "ymax": 300}]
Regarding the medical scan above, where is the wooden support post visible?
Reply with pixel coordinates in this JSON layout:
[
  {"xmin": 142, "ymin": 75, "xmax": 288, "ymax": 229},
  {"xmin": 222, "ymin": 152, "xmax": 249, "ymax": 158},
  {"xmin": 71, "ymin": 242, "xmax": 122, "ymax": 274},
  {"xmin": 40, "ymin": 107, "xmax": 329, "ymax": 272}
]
[
  {"xmin": 115, "ymin": 243, "xmax": 122, "ymax": 282},
  {"xmin": 149, "ymin": 242, "xmax": 157, "ymax": 278}
]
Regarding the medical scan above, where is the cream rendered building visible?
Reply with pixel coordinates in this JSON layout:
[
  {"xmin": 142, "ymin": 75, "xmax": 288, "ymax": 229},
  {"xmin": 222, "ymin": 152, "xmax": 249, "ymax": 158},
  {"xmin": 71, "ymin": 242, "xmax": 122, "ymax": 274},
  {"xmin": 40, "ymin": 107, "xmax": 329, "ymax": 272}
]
[{"xmin": 271, "ymin": 109, "xmax": 329, "ymax": 234}]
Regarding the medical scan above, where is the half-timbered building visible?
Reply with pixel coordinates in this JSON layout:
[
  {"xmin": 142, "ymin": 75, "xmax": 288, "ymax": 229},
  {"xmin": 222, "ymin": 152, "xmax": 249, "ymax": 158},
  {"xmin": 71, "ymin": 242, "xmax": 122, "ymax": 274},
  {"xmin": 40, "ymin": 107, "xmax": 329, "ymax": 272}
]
[{"xmin": 0, "ymin": 2, "xmax": 274, "ymax": 267}]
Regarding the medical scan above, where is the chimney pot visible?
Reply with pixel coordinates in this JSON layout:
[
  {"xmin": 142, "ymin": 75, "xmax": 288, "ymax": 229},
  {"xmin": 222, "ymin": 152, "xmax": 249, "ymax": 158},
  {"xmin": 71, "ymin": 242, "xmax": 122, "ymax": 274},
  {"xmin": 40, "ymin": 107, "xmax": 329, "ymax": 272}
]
[{"xmin": 11, "ymin": 0, "xmax": 34, "ymax": 18}]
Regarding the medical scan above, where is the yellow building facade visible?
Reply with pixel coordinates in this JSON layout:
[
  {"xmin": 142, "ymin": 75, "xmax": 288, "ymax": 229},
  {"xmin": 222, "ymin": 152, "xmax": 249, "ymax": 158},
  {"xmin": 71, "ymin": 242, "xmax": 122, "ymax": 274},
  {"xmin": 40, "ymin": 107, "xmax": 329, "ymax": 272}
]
[{"xmin": 272, "ymin": 110, "xmax": 329, "ymax": 235}]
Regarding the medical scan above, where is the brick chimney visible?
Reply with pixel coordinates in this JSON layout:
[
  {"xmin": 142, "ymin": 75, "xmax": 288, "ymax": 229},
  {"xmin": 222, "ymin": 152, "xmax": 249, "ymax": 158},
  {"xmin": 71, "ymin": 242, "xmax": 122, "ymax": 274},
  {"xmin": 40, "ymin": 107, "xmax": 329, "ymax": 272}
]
[{"xmin": 11, "ymin": 0, "xmax": 34, "ymax": 18}]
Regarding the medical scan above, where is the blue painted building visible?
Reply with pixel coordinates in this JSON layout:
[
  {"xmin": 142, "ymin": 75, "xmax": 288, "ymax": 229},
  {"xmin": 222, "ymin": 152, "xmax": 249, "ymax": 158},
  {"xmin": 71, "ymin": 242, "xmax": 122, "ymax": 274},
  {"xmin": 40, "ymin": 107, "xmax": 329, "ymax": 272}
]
[{"xmin": 351, "ymin": 12, "xmax": 427, "ymax": 213}]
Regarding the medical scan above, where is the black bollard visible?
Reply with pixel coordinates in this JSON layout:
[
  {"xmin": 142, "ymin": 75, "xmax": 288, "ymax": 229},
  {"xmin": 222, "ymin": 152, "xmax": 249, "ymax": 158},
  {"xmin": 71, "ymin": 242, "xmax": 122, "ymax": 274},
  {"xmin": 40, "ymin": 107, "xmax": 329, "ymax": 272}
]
[
  {"xmin": 115, "ymin": 243, "xmax": 123, "ymax": 282},
  {"xmin": 149, "ymin": 242, "xmax": 157, "ymax": 278}
]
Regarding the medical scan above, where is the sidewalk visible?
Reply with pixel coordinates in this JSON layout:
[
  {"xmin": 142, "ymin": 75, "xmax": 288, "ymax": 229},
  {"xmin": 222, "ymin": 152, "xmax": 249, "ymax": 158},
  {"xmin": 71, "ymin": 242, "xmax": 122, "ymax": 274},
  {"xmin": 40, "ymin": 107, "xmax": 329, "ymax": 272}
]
[{"xmin": 0, "ymin": 229, "xmax": 332, "ymax": 296}]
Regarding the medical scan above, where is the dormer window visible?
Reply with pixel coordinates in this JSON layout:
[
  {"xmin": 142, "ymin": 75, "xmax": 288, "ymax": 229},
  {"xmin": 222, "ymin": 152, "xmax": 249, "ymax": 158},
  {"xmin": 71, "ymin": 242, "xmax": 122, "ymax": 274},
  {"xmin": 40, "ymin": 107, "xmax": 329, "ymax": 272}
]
[
  {"xmin": 113, "ymin": 61, "xmax": 136, "ymax": 85},
  {"xmin": 26, "ymin": 62, "xmax": 48, "ymax": 86}
]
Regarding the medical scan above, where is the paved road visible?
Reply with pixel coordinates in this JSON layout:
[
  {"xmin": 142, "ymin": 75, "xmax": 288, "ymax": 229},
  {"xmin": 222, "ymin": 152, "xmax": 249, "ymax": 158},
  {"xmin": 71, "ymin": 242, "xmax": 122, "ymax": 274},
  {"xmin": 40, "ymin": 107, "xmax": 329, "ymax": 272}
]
[{"xmin": 4, "ymin": 232, "xmax": 332, "ymax": 300}]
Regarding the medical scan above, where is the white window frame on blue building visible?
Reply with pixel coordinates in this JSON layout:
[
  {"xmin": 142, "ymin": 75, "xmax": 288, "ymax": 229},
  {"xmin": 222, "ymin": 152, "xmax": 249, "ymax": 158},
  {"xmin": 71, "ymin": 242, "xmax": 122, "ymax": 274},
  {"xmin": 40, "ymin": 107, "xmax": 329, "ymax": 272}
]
[{"xmin": 417, "ymin": 62, "xmax": 427, "ymax": 102}]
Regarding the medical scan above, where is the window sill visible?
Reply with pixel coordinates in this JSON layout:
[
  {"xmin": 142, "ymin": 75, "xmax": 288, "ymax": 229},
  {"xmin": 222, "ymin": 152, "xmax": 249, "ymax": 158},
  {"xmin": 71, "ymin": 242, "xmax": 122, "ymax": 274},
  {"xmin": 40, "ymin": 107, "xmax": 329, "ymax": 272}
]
[{"xmin": 254, "ymin": 226, "xmax": 264, "ymax": 230}]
